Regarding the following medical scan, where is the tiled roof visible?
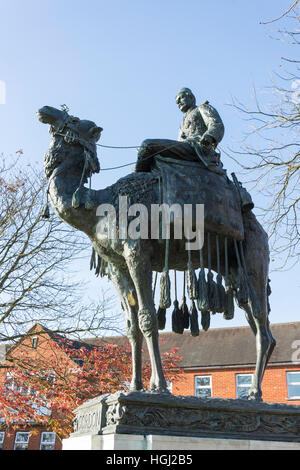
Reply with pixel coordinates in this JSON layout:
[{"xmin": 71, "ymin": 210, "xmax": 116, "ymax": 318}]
[{"xmin": 83, "ymin": 322, "xmax": 300, "ymax": 369}]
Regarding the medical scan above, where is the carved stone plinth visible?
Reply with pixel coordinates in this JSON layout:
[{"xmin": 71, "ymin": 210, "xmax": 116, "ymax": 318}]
[{"xmin": 71, "ymin": 391, "xmax": 300, "ymax": 443}]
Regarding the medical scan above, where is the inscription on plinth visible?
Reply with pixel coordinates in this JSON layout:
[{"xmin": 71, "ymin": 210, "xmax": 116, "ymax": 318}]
[{"xmin": 72, "ymin": 394, "xmax": 108, "ymax": 436}]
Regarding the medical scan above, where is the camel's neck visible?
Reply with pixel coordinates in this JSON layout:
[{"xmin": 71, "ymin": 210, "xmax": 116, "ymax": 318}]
[{"xmin": 48, "ymin": 159, "xmax": 111, "ymax": 237}]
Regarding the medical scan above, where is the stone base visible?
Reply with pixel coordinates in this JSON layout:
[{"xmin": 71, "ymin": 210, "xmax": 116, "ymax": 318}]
[
  {"xmin": 63, "ymin": 433, "xmax": 300, "ymax": 450},
  {"xmin": 63, "ymin": 391, "xmax": 300, "ymax": 450}
]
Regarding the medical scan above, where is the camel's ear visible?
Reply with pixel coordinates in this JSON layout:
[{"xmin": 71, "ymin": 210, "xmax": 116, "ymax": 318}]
[{"xmin": 89, "ymin": 126, "xmax": 103, "ymax": 142}]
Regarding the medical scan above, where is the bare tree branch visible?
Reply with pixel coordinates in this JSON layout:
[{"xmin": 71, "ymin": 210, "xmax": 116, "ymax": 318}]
[{"xmin": 0, "ymin": 156, "xmax": 123, "ymax": 344}]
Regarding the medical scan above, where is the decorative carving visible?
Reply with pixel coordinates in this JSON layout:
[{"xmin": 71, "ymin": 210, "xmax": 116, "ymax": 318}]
[{"xmin": 101, "ymin": 392, "xmax": 300, "ymax": 442}]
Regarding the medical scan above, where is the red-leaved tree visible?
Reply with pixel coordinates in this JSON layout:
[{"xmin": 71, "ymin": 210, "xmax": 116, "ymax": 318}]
[{"xmin": 0, "ymin": 335, "xmax": 182, "ymax": 438}]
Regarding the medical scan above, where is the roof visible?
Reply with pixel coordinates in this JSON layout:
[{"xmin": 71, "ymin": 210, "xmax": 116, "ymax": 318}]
[{"xmin": 83, "ymin": 322, "xmax": 300, "ymax": 369}]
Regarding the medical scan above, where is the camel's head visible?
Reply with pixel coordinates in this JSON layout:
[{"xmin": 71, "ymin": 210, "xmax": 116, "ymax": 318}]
[{"xmin": 37, "ymin": 105, "xmax": 103, "ymax": 178}]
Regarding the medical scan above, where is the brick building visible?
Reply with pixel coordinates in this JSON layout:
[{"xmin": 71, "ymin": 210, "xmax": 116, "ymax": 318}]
[
  {"xmin": 1, "ymin": 321, "xmax": 300, "ymax": 450},
  {"xmin": 86, "ymin": 321, "xmax": 300, "ymax": 405},
  {"xmin": 0, "ymin": 323, "xmax": 89, "ymax": 451}
]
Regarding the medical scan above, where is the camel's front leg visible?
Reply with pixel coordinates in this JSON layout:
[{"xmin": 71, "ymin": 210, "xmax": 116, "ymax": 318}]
[
  {"xmin": 108, "ymin": 262, "xmax": 144, "ymax": 391},
  {"xmin": 124, "ymin": 245, "xmax": 169, "ymax": 393}
]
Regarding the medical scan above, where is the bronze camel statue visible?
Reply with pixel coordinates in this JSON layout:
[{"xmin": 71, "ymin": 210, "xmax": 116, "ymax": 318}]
[{"xmin": 37, "ymin": 105, "xmax": 276, "ymax": 401}]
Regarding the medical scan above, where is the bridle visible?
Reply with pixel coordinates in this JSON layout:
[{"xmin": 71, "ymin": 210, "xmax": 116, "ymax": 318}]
[
  {"xmin": 49, "ymin": 110, "xmax": 99, "ymax": 165},
  {"xmin": 42, "ymin": 111, "xmax": 101, "ymax": 217}
]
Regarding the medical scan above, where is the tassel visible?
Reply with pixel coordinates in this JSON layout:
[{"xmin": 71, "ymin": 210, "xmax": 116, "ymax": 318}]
[
  {"xmin": 41, "ymin": 190, "xmax": 50, "ymax": 219},
  {"xmin": 95, "ymin": 254, "xmax": 102, "ymax": 276},
  {"xmin": 223, "ymin": 237, "xmax": 234, "ymax": 320},
  {"xmin": 180, "ymin": 296, "xmax": 190, "ymax": 329},
  {"xmin": 201, "ymin": 311, "xmax": 210, "ymax": 331},
  {"xmin": 186, "ymin": 244, "xmax": 198, "ymax": 300},
  {"xmin": 72, "ymin": 186, "xmax": 83, "ymax": 208},
  {"xmin": 234, "ymin": 239, "xmax": 249, "ymax": 306},
  {"xmin": 180, "ymin": 271, "xmax": 189, "ymax": 329},
  {"xmin": 90, "ymin": 248, "xmax": 96, "ymax": 271},
  {"xmin": 172, "ymin": 271, "xmax": 184, "ymax": 334},
  {"xmin": 157, "ymin": 307, "xmax": 166, "ymax": 330},
  {"xmin": 189, "ymin": 300, "xmax": 199, "ymax": 336},
  {"xmin": 197, "ymin": 269, "xmax": 209, "ymax": 311},
  {"xmin": 41, "ymin": 203, "xmax": 50, "ymax": 219},
  {"xmin": 72, "ymin": 150, "xmax": 88, "ymax": 209},
  {"xmin": 207, "ymin": 233, "xmax": 219, "ymax": 313},
  {"xmin": 152, "ymin": 271, "xmax": 158, "ymax": 299},
  {"xmin": 159, "ymin": 238, "xmax": 171, "ymax": 309},
  {"xmin": 216, "ymin": 273, "xmax": 225, "ymax": 312},
  {"xmin": 159, "ymin": 270, "xmax": 171, "ymax": 309},
  {"xmin": 224, "ymin": 276, "xmax": 234, "ymax": 320},
  {"xmin": 85, "ymin": 176, "xmax": 93, "ymax": 211},
  {"xmin": 267, "ymin": 278, "xmax": 271, "ymax": 314},
  {"xmin": 207, "ymin": 233, "xmax": 217, "ymax": 313},
  {"xmin": 215, "ymin": 235, "xmax": 225, "ymax": 313},
  {"xmin": 100, "ymin": 259, "xmax": 108, "ymax": 277},
  {"xmin": 172, "ymin": 299, "xmax": 184, "ymax": 334},
  {"xmin": 197, "ymin": 242, "xmax": 210, "ymax": 311},
  {"xmin": 153, "ymin": 271, "xmax": 167, "ymax": 330},
  {"xmin": 207, "ymin": 270, "xmax": 218, "ymax": 313}
]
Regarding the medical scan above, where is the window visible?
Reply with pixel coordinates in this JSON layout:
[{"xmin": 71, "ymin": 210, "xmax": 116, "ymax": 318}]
[
  {"xmin": 236, "ymin": 374, "xmax": 253, "ymax": 399},
  {"xmin": 40, "ymin": 432, "xmax": 55, "ymax": 450},
  {"xmin": 14, "ymin": 432, "xmax": 29, "ymax": 450},
  {"xmin": 40, "ymin": 370, "xmax": 56, "ymax": 386},
  {"xmin": 5, "ymin": 372, "xmax": 25, "ymax": 394},
  {"xmin": 73, "ymin": 358, "xmax": 84, "ymax": 367},
  {"xmin": 195, "ymin": 375, "xmax": 212, "ymax": 398},
  {"xmin": 166, "ymin": 381, "xmax": 173, "ymax": 393},
  {"xmin": 32, "ymin": 337, "xmax": 38, "ymax": 349},
  {"xmin": 0, "ymin": 432, "xmax": 5, "ymax": 450},
  {"xmin": 287, "ymin": 371, "xmax": 300, "ymax": 399}
]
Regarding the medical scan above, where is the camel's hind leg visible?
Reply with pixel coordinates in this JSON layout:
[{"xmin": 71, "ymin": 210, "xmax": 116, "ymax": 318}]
[
  {"xmin": 108, "ymin": 262, "xmax": 144, "ymax": 391},
  {"xmin": 239, "ymin": 213, "xmax": 276, "ymax": 401},
  {"xmin": 242, "ymin": 303, "xmax": 276, "ymax": 400},
  {"xmin": 124, "ymin": 243, "xmax": 168, "ymax": 393}
]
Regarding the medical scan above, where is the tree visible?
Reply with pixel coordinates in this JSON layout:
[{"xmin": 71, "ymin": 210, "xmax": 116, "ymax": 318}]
[
  {"xmin": 0, "ymin": 329, "xmax": 182, "ymax": 438},
  {"xmin": 229, "ymin": 1, "xmax": 300, "ymax": 268},
  {"xmin": 0, "ymin": 155, "xmax": 120, "ymax": 345}
]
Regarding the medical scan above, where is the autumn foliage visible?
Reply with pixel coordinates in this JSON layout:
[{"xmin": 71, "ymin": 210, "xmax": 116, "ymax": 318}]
[{"xmin": 0, "ymin": 330, "xmax": 182, "ymax": 438}]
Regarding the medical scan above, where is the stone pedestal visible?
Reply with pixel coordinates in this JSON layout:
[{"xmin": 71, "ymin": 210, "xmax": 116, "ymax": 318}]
[
  {"xmin": 63, "ymin": 433, "xmax": 300, "ymax": 450},
  {"xmin": 63, "ymin": 391, "xmax": 300, "ymax": 450}
]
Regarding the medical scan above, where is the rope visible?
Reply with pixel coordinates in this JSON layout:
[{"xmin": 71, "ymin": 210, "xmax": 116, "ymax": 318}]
[
  {"xmin": 53, "ymin": 129, "xmax": 191, "ymax": 171},
  {"xmin": 152, "ymin": 271, "xmax": 158, "ymax": 299},
  {"xmin": 99, "ymin": 141, "xmax": 185, "ymax": 171},
  {"xmin": 97, "ymin": 143, "xmax": 141, "ymax": 149}
]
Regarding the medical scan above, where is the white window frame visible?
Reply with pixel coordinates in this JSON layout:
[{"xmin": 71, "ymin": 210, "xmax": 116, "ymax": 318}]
[
  {"xmin": 40, "ymin": 370, "xmax": 56, "ymax": 386},
  {"xmin": 286, "ymin": 371, "xmax": 300, "ymax": 399},
  {"xmin": 166, "ymin": 380, "xmax": 173, "ymax": 393},
  {"xmin": 236, "ymin": 373, "xmax": 253, "ymax": 399},
  {"xmin": 14, "ymin": 432, "xmax": 30, "ymax": 450},
  {"xmin": 5, "ymin": 372, "xmax": 25, "ymax": 394},
  {"xmin": 32, "ymin": 336, "xmax": 38, "ymax": 349},
  {"xmin": 194, "ymin": 375, "xmax": 212, "ymax": 398},
  {"xmin": 0, "ymin": 431, "xmax": 5, "ymax": 449},
  {"xmin": 40, "ymin": 432, "xmax": 56, "ymax": 450}
]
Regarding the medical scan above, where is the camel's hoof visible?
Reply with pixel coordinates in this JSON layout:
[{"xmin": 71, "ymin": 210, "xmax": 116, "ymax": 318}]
[
  {"xmin": 247, "ymin": 389, "xmax": 263, "ymax": 402},
  {"xmin": 149, "ymin": 381, "xmax": 171, "ymax": 394},
  {"xmin": 129, "ymin": 380, "xmax": 144, "ymax": 392}
]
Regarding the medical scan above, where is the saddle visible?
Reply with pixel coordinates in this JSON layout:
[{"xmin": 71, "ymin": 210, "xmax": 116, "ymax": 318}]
[{"xmin": 153, "ymin": 156, "xmax": 244, "ymax": 241}]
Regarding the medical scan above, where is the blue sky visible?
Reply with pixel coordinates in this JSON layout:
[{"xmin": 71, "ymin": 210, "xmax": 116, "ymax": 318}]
[{"xmin": 0, "ymin": 0, "xmax": 299, "ymax": 332}]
